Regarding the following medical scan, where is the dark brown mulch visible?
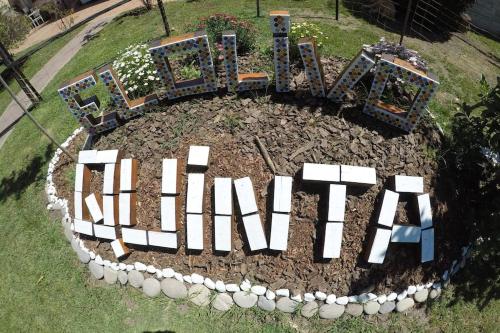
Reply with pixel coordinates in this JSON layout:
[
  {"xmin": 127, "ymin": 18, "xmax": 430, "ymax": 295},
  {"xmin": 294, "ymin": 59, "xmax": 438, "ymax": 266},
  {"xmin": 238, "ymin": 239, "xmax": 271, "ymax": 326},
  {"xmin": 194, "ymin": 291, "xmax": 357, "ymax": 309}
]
[{"xmin": 52, "ymin": 55, "xmax": 468, "ymax": 296}]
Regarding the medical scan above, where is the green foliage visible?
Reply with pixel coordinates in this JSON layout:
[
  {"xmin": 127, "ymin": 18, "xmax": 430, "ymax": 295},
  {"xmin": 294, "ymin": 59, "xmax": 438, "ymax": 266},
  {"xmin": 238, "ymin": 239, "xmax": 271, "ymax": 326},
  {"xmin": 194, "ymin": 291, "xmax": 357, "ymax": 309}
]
[
  {"xmin": 179, "ymin": 61, "xmax": 201, "ymax": 80},
  {"xmin": 112, "ymin": 43, "xmax": 159, "ymax": 99},
  {"xmin": 288, "ymin": 22, "xmax": 328, "ymax": 61},
  {"xmin": 196, "ymin": 13, "xmax": 256, "ymax": 59},
  {"xmin": 0, "ymin": 7, "xmax": 31, "ymax": 49}
]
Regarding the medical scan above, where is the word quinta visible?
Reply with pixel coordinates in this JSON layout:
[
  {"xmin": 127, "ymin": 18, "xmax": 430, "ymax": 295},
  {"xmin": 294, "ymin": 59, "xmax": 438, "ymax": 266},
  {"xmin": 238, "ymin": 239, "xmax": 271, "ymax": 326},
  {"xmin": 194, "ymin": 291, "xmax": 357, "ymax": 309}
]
[
  {"xmin": 58, "ymin": 11, "xmax": 439, "ymax": 136},
  {"xmin": 73, "ymin": 147, "xmax": 435, "ymax": 264}
]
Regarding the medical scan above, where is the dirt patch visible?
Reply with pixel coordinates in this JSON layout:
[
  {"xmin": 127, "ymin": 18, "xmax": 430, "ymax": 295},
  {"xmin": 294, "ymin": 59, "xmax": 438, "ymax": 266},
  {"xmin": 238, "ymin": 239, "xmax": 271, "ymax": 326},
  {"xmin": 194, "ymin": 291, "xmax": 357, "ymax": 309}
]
[{"xmin": 53, "ymin": 55, "xmax": 469, "ymax": 296}]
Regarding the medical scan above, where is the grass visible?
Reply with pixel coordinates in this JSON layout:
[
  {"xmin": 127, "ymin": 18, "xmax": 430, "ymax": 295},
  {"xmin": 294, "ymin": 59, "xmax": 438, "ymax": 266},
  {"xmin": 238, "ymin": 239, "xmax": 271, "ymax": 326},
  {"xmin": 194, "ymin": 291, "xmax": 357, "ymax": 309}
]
[{"xmin": 0, "ymin": 0, "xmax": 498, "ymax": 331}]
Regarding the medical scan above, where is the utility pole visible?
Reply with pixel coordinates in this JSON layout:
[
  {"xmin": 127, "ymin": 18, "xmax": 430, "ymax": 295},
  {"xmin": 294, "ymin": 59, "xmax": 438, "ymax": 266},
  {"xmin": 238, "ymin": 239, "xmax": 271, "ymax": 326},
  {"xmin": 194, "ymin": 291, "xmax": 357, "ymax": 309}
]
[
  {"xmin": 0, "ymin": 74, "xmax": 75, "ymax": 162},
  {"xmin": 157, "ymin": 0, "xmax": 171, "ymax": 37}
]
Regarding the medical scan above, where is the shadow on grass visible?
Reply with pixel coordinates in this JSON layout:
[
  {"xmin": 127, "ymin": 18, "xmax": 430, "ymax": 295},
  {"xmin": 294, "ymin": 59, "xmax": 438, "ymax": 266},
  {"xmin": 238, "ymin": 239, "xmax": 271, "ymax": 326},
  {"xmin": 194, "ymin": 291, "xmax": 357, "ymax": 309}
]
[{"xmin": 0, "ymin": 144, "xmax": 54, "ymax": 203}]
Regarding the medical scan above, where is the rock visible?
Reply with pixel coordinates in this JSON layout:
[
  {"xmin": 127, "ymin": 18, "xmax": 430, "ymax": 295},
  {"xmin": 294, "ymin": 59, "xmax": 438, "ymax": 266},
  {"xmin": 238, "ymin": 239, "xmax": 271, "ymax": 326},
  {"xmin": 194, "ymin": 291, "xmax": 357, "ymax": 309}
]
[
  {"xmin": 104, "ymin": 267, "xmax": 118, "ymax": 284},
  {"xmin": 162, "ymin": 268, "xmax": 174, "ymax": 278},
  {"xmin": 290, "ymin": 294, "xmax": 302, "ymax": 302},
  {"xmin": 63, "ymin": 224, "xmax": 73, "ymax": 243},
  {"xmin": 336, "ymin": 296, "xmax": 349, "ymax": 305},
  {"xmin": 345, "ymin": 303, "xmax": 363, "ymax": 316},
  {"xmin": 188, "ymin": 284, "xmax": 211, "ymax": 306},
  {"xmin": 429, "ymin": 289, "xmax": 440, "ymax": 299},
  {"xmin": 348, "ymin": 295, "xmax": 359, "ymax": 303},
  {"xmin": 379, "ymin": 301, "xmax": 396, "ymax": 314},
  {"xmin": 240, "ymin": 280, "xmax": 251, "ymax": 292},
  {"xmin": 397, "ymin": 290, "xmax": 408, "ymax": 301},
  {"xmin": 118, "ymin": 271, "xmax": 128, "ymax": 285},
  {"xmin": 126, "ymin": 264, "xmax": 134, "ymax": 272},
  {"xmin": 258, "ymin": 296, "xmax": 276, "ymax": 311},
  {"xmin": 396, "ymin": 298, "xmax": 415, "ymax": 312},
  {"xmin": 212, "ymin": 293, "xmax": 234, "ymax": 312},
  {"xmin": 407, "ymin": 285, "xmax": 417, "ymax": 295},
  {"xmin": 89, "ymin": 252, "xmax": 96, "ymax": 260},
  {"xmin": 118, "ymin": 263, "xmax": 127, "ymax": 271},
  {"xmin": 251, "ymin": 285, "xmax": 266, "ymax": 296},
  {"xmin": 146, "ymin": 265, "xmax": 156, "ymax": 274},
  {"xmin": 326, "ymin": 294, "xmax": 336, "ymax": 304},
  {"xmin": 77, "ymin": 249, "xmax": 90, "ymax": 264},
  {"xmin": 191, "ymin": 273, "xmax": 204, "ymax": 284},
  {"xmin": 161, "ymin": 278, "xmax": 187, "ymax": 299},
  {"xmin": 315, "ymin": 291, "xmax": 327, "ymax": 301},
  {"xmin": 319, "ymin": 303, "xmax": 345, "ymax": 319},
  {"xmin": 387, "ymin": 292, "xmax": 397, "ymax": 301},
  {"xmin": 414, "ymin": 289, "xmax": 429, "ymax": 303},
  {"xmin": 226, "ymin": 284, "xmax": 240, "ymax": 292},
  {"xmin": 204, "ymin": 278, "xmax": 215, "ymax": 290},
  {"xmin": 276, "ymin": 297, "xmax": 299, "ymax": 313},
  {"xmin": 89, "ymin": 261, "xmax": 104, "ymax": 279},
  {"xmin": 304, "ymin": 293, "xmax": 315, "ymax": 302},
  {"xmin": 155, "ymin": 270, "xmax": 163, "ymax": 279},
  {"xmin": 377, "ymin": 294, "xmax": 387, "ymax": 304},
  {"xmin": 233, "ymin": 291, "xmax": 258, "ymax": 308},
  {"xmin": 301, "ymin": 301, "xmax": 318, "ymax": 318},
  {"xmin": 358, "ymin": 293, "xmax": 371, "ymax": 303},
  {"xmin": 416, "ymin": 284, "xmax": 425, "ymax": 292},
  {"xmin": 173, "ymin": 272, "xmax": 183, "ymax": 281},
  {"xmin": 70, "ymin": 238, "xmax": 79, "ymax": 253},
  {"xmin": 363, "ymin": 301, "xmax": 380, "ymax": 315},
  {"xmin": 183, "ymin": 275, "xmax": 192, "ymax": 284},
  {"xmin": 128, "ymin": 270, "xmax": 144, "ymax": 288},
  {"xmin": 215, "ymin": 280, "xmax": 226, "ymax": 292},
  {"xmin": 134, "ymin": 262, "xmax": 147, "ymax": 272},
  {"xmin": 276, "ymin": 289, "xmax": 290, "ymax": 297},
  {"xmin": 266, "ymin": 289, "xmax": 276, "ymax": 300},
  {"xmin": 143, "ymin": 278, "xmax": 161, "ymax": 297}
]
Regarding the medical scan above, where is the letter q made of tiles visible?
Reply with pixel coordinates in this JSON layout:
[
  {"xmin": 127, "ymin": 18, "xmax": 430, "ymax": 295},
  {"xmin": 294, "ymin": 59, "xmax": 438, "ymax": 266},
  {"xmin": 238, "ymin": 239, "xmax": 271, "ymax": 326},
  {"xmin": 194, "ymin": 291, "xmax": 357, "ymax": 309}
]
[
  {"xmin": 363, "ymin": 54, "xmax": 439, "ymax": 132},
  {"xmin": 149, "ymin": 31, "xmax": 217, "ymax": 100}
]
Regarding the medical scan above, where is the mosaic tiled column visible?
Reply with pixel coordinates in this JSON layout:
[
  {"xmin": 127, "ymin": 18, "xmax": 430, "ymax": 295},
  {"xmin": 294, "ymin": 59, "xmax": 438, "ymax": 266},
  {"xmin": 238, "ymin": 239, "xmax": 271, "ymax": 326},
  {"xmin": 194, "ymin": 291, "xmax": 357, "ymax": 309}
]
[
  {"xmin": 149, "ymin": 31, "xmax": 217, "ymax": 100},
  {"xmin": 98, "ymin": 64, "xmax": 158, "ymax": 120},
  {"xmin": 221, "ymin": 31, "xmax": 269, "ymax": 93},
  {"xmin": 270, "ymin": 11, "xmax": 290, "ymax": 93},
  {"xmin": 363, "ymin": 54, "xmax": 439, "ymax": 132},
  {"xmin": 327, "ymin": 50, "xmax": 376, "ymax": 102},
  {"xmin": 298, "ymin": 37, "xmax": 326, "ymax": 97}
]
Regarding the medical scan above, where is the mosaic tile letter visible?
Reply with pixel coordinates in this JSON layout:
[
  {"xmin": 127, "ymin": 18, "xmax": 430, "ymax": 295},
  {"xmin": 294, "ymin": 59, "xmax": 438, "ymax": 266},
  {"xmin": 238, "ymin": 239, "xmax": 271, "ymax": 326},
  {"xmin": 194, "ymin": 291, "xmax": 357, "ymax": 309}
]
[
  {"xmin": 298, "ymin": 37, "xmax": 326, "ymax": 97},
  {"xmin": 270, "ymin": 11, "xmax": 291, "ymax": 93}
]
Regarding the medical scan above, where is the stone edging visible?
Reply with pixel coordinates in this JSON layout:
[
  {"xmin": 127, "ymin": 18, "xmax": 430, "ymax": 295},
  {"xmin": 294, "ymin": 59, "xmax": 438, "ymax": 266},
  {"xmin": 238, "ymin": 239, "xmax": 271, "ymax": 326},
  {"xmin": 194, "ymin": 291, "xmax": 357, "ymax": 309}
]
[{"xmin": 46, "ymin": 127, "xmax": 472, "ymax": 317}]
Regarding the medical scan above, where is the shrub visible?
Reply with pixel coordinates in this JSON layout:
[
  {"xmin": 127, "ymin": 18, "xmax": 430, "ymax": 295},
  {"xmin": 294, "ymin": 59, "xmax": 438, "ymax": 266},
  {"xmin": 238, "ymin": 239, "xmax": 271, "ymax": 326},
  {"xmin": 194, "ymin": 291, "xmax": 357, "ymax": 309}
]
[
  {"xmin": 0, "ymin": 6, "xmax": 31, "ymax": 49},
  {"xmin": 112, "ymin": 43, "xmax": 159, "ymax": 99},
  {"xmin": 196, "ymin": 13, "xmax": 256, "ymax": 59},
  {"xmin": 288, "ymin": 21, "xmax": 328, "ymax": 61}
]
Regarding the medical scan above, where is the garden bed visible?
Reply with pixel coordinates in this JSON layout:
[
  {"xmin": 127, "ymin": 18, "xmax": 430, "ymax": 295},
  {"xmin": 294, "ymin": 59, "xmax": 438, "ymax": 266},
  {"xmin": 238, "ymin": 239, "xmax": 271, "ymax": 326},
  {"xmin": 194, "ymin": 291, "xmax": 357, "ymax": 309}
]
[{"xmin": 52, "ymin": 55, "xmax": 468, "ymax": 296}]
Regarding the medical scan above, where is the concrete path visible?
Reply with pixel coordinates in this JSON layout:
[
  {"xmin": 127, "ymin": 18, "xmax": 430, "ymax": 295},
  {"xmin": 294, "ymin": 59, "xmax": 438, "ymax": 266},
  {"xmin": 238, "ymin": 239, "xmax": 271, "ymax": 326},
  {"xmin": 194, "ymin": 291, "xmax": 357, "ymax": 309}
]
[{"xmin": 0, "ymin": 1, "xmax": 143, "ymax": 149}]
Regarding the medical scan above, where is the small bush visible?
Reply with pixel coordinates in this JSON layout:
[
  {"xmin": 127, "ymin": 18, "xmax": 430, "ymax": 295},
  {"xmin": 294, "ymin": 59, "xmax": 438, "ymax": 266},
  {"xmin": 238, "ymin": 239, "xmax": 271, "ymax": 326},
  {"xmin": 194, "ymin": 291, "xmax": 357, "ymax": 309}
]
[
  {"xmin": 196, "ymin": 13, "xmax": 257, "ymax": 59},
  {"xmin": 288, "ymin": 21, "xmax": 328, "ymax": 61},
  {"xmin": 0, "ymin": 6, "xmax": 31, "ymax": 49},
  {"xmin": 112, "ymin": 43, "xmax": 159, "ymax": 99}
]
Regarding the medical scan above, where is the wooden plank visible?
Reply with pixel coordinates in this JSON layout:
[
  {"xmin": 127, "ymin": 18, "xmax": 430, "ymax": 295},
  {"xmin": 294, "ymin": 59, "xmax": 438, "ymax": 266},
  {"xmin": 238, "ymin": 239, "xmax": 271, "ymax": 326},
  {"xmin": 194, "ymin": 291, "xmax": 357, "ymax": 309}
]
[
  {"xmin": 148, "ymin": 231, "xmax": 178, "ymax": 249},
  {"xmin": 302, "ymin": 163, "xmax": 340, "ymax": 182},
  {"xmin": 103, "ymin": 163, "xmax": 120, "ymax": 195},
  {"xmin": 328, "ymin": 184, "xmax": 346, "ymax": 222},
  {"xmin": 74, "ymin": 218, "xmax": 93, "ymax": 236},
  {"xmin": 234, "ymin": 177, "xmax": 258, "ymax": 216},
  {"xmin": 74, "ymin": 163, "xmax": 91, "ymax": 193},
  {"xmin": 96, "ymin": 149, "xmax": 122, "ymax": 164},
  {"xmin": 366, "ymin": 228, "xmax": 392, "ymax": 264},
  {"xmin": 214, "ymin": 215, "xmax": 232, "ymax": 252},
  {"xmin": 377, "ymin": 189, "xmax": 399, "ymax": 227},
  {"xmin": 214, "ymin": 177, "xmax": 233, "ymax": 216},
  {"xmin": 111, "ymin": 239, "xmax": 130, "ymax": 258},
  {"xmin": 273, "ymin": 176, "xmax": 293, "ymax": 213},
  {"xmin": 78, "ymin": 150, "xmax": 98, "ymax": 164},
  {"xmin": 340, "ymin": 165, "xmax": 376, "ymax": 185},
  {"xmin": 74, "ymin": 191, "xmax": 90, "ymax": 220},
  {"xmin": 242, "ymin": 213, "xmax": 267, "ymax": 251},
  {"xmin": 119, "ymin": 159, "xmax": 138, "ymax": 192},
  {"xmin": 269, "ymin": 213, "xmax": 290, "ymax": 251},
  {"xmin": 84, "ymin": 193, "xmax": 104, "ymax": 223},
  {"xmin": 103, "ymin": 195, "xmax": 118, "ymax": 226},
  {"xmin": 391, "ymin": 225, "xmax": 421, "ymax": 243},
  {"xmin": 118, "ymin": 192, "xmax": 136, "ymax": 226},
  {"xmin": 162, "ymin": 159, "xmax": 181, "ymax": 195},
  {"xmin": 93, "ymin": 224, "xmax": 118, "ymax": 240},
  {"xmin": 122, "ymin": 227, "xmax": 148, "ymax": 246},
  {"xmin": 421, "ymin": 228, "xmax": 434, "ymax": 263},
  {"xmin": 186, "ymin": 173, "xmax": 205, "ymax": 214},
  {"xmin": 187, "ymin": 145, "xmax": 210, "ymax": 167},
  {"xmin": 161, "ymin": 196, "xmax": 179, "ymax": 232},
  {"xmin": 394, "ymin": 175, "xmax": 423, "ymax": 193},
  {"xmin": 417, "ymin": 193, "xmax": 433, "ymax": 229},
  {"xmin": 186, "ymin": 214, "xmax": 204, "ymax": 250},
  {"xmin": 323, "ymin": 222, "xmax": 343, "ymax": 258}
]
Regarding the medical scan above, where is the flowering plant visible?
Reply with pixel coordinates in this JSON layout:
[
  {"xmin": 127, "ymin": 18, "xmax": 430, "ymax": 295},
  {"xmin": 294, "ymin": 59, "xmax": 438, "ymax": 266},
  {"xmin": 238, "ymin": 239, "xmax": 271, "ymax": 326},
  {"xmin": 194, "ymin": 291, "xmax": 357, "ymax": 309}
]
[
  {"xmin": 112, "ymin": 43, "xmax": 159, "ymax": 99},
  {"xmin": 289, "ymin": 22, "xmax": 328, "ymax": 60}
]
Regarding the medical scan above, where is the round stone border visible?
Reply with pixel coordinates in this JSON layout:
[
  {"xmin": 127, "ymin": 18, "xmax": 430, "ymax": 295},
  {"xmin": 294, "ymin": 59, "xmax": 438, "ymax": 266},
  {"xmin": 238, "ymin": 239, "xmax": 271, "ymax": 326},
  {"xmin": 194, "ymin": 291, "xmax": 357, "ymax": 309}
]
[{"xmin": 46, "ymin": 127, "xmax": 473, "ymax": 317}]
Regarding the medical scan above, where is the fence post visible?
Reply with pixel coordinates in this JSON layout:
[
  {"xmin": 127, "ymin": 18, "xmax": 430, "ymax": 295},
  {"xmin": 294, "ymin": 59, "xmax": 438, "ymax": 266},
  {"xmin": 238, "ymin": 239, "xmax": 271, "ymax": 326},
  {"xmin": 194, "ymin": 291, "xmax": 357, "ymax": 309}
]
[
  {"xmin": 400, "ymin": 0, "xmax": 414, "ymax": 45},
  {"xmin": 157, "ymin": 0, "xmax": 171, "ymax": 37},
  {"xmin": 336, "ymin": 0, "xmax": 339, "ymax": 20},
  {"xmin": 256, "ymin": 0, "xmax": 260, "ymax": 17}
]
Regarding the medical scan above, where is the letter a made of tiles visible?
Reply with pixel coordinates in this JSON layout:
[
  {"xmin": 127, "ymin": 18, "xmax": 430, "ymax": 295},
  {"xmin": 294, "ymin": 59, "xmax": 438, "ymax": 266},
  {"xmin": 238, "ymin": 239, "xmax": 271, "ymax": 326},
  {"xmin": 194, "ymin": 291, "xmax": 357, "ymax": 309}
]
[
  {"xmin": 149, "ymin": 31, "xmax": 217, "ymax": 100},
  {"xmin": 327, "ymin": 50, "xmax": 375, "ymax": 102},
  {"xmin": 270, "ymin": 11, "xmax": 291, "ymax": 92},
  {"xmin": 298, "ymin": 37, "xmax": 326, "ymax": 97},
  {"xmin": 221, "ymin": 31, "xmax": 269, "ymax": 92},
  {"xmin": 363, "ymin": 54, "xmax": 439, "ymax": 132},
  {"xmin": 98, "ymin": 64, "xmax": 159, "ymax": 120}
]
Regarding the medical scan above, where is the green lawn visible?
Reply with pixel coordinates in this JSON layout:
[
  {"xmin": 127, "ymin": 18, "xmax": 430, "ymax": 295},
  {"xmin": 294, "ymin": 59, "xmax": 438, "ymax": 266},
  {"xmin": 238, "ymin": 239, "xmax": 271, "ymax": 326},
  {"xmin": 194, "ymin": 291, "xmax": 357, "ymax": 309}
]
[{"xmin": 0, "ymin": 1, "xmax": 498, "ymax": 332}]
